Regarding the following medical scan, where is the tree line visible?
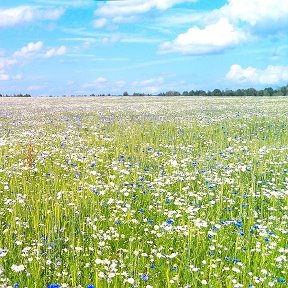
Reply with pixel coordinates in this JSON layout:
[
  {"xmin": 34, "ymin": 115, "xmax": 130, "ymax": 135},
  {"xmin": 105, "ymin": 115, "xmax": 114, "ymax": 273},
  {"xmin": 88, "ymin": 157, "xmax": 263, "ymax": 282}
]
[
  {"xmin": 1, "ymin": 85, "xmax": 287, "ymax": 97},
  {"xmin": 0, "ymin": 93, "xmax": 31, "ymax": 97},
  {"xmin": 125, "ymin": 85, "xmax": 288, "ymax": 97}
]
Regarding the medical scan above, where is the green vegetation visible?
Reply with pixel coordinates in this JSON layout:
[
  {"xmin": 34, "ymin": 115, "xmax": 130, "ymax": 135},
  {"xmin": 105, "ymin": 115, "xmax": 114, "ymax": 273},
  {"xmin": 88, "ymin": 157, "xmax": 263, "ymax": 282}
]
[{"xmin": 0, "ymin": 97, "xmax": 287, "ymax": 287}]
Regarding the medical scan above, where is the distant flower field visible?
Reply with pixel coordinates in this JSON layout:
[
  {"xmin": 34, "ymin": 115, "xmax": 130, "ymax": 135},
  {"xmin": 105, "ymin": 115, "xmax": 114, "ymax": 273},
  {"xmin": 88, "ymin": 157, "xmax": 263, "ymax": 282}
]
[{"xmin": 0, "ymin": 96, "xmax": 287, "ymax": 288}]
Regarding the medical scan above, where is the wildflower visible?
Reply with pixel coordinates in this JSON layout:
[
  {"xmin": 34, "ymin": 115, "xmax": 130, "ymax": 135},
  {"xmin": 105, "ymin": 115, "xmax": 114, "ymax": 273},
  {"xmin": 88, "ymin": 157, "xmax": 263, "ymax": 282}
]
[
  {"xmin": 166, "ymin": 219, "xmax": 174, "ymax": 225},
  {"xmin": 141, "ymin": 274, "xmax": 149, "ymax": 281},
  {"xmin": 11, "ymin": 264, "xmax": 25, "ymax": 273},
  {"xmin": 126, "ymin": 277, "xmax": 135, "ymax": 284},
  {"xmin": 47, "ymin": 284, "xmax": 61, "ymax": 288},
  {"xmin": 86, "ymin": 285, "xmax": 96, "ymax": 288}
]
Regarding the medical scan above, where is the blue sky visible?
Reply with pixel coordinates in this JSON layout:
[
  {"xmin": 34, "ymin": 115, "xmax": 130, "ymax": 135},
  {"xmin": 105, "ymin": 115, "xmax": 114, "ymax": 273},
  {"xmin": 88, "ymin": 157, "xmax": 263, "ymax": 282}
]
[{"xmin": 0, "ymin": 0, "xmax": 288, "ymax": 96}]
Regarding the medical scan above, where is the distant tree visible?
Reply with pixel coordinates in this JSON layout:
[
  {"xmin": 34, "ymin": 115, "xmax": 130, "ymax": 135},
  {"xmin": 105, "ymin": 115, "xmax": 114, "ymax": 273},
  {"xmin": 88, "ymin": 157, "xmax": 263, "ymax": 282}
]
[
  {"xmin": 182, "ymin": 91, "xmax": 189, "ymax": 96},
  {"xmin": 273, "ymin": 89, "xmax": 283, "ymax": 96},
  {"xmin": 224, "ymin": 89, "xmax": 234, "ymax": 96},
  {"xmin": 165, "ymin": 90, "xmax": 180, "ymax": 96},
  {"xmin": 280, "ymin": 86, "xmax": 287, "ymax": 96},
  {"xmin": 245, "ymin": 88, "xmax": 257, "ymax": 96},
  {"xmin": 263, "ymin": 87, "xmax": 274, "ymax": 96},
  {"xmin": 197, "ymin": 90, "xmax": 207, "ymax": 96},
  {"xmin": 235, "ymin": 89, "xmax": 244, "ymax": 96},
  {"xmin": 257, "ymin": 90, "xmax": 264, "ymax": 96},
  {"xmin": 212, "ymin": 89, "xmax": 222, "ymax": 96},
  {"xmin": 123, "ymin": 91, "xmax": 129, "ymax": 96}
]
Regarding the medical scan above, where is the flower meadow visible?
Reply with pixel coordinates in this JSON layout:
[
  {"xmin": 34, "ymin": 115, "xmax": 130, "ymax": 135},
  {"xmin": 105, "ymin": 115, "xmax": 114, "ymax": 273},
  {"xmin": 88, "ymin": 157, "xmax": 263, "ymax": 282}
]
[{"xmin": 0, "ymin": 96, "xmax": 288, "ymax": 288}]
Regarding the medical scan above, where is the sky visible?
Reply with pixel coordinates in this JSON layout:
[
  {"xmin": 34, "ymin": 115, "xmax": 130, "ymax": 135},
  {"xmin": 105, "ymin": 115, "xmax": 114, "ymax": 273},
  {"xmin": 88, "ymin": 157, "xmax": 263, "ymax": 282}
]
[{"xmin": 0, "ymin": 0, "xmax": 288, "ymax": 96}]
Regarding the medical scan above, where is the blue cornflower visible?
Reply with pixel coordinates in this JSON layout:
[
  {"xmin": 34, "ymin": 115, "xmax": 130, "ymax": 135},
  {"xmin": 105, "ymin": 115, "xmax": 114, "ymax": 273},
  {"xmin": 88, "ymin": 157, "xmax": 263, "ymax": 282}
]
[
  {"xmin": 150, "ymin": 264, "xmax": 155, "ymax": 269},
  {"xmin": 13, "ymin": 283, "xmax": 20, "ymax": 288},
  {"xmin": 86, "ymin": 285, "xmax": 96, "ymax": 288},
  {"xmin": 236, "ymin": 221, "xmax": 243, "ymax": 229},
  {"xmin": 277, "ymin": 278, "xmax": 286, "ymax": 283},
  {"xmin": 141, "ymin": 274, "xmax": 149, "ymax": 281},
  {"xmin": 166, "ymin": 219, "xmax": 174, "ymax": 225},
  {"xmin": 47, "ymin": 284, "xmax": 61, "ymax": 288}
]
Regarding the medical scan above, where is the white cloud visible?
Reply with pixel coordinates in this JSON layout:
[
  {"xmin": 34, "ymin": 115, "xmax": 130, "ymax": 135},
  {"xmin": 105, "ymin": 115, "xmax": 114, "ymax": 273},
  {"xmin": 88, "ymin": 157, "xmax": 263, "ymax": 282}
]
[
  {"xmin": 131, "ymin": 77, "xmax": 165, "ymax": 94},
  {"xmin": 27, "ymin": 85, "xmax": 44, "ymax": 91},
  {"xmin": 0, "ymin": 58, "xmax": 17, "ymax": 70},
  {"xmin": 94, "ymin": 0, "xmax": 196, "ymax": 28},
  {"xmin": 96, "ymin": 0, "xmax": 196, "ymax": 17},
  {"xmin": 112, "ymin": 16, "xmax": 137, "ymax": 24},
  {"xmin": 0, "ymin": 57, "xmax": 18, "ymax": 81},
  {"xmin": 13, "ymin": 41, "xmax": 44, "ymax": 58},
  {"xmin": 132, "ymin": 77, "xmax": 164, "ymax": 86},
  {"xmin": 218, "ymin": 0, "xmax": 288, "ymax": 27},
  {"xmin": 13, "ymin": 74, "xmax": 23, "ymax": 80},
  {"xmin": 120, "ymin": 36, "xmax": 161, "ymax": 44},
  {"xmin": 95, "ymin": 77, "xmax": 107, "ymax": 84},
  {"xmin": 226, "ymin": 64, "xmax": 288, "ymax": 84},
  {"xmin": 0, "ymin": 42, "xmax": 67, "ymax": 82},
  {"xmin": 102, "ymin": 35, "xmax": 122, "ymax": 44},
  {"xmin": 115, "ymin": 80, "xmax": 126, "ymax": 88},
  {"xmin": 144, "ymin": 86, "xmax": 160, "ymax": 94},
  {"xmin": 159, "ymin": 18, "xmax": 249, "ymax": 55},
  {"xmin": 158, "ymin": 0, "xmax": 288, "ymax": 56},
  {"xmin": 83, "ymin": 77, "xmax": 108, "ymax": 88},
  {"xmin": 0, "ymin": 70, "xmax": 10, "ymax": 81},
  {"xmin": 44, "ymin": 46, "xmax": 67, "ymax": 58},
  {"xmin": 0, "ymin": 6, "xmax": 64, "ymax": 27},
  {"xmin": 12, "ymin": 41, "xmax": 66, "ymax": 59},
  {"xmin": 32, "ymin": 0, "xmax": 92, "ymax": 8},
  {"xmin": 93, "ymin": 18, "xmax": 108, "ymax": 28}
]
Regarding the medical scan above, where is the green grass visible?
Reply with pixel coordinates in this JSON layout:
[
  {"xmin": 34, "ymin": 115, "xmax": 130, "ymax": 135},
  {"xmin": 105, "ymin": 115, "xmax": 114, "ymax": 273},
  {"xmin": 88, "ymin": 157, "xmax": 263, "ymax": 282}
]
[{"xmin": 0, "ymin": 96, "xmax": 287, "ymax": 287}]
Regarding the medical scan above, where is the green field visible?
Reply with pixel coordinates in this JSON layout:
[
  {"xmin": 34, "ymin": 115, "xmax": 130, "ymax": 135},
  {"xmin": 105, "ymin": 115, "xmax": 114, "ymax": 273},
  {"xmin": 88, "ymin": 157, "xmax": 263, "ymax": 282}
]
[{"xmin": 0, "ymin": 97, "xmax": 287, "ymax": 288}]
